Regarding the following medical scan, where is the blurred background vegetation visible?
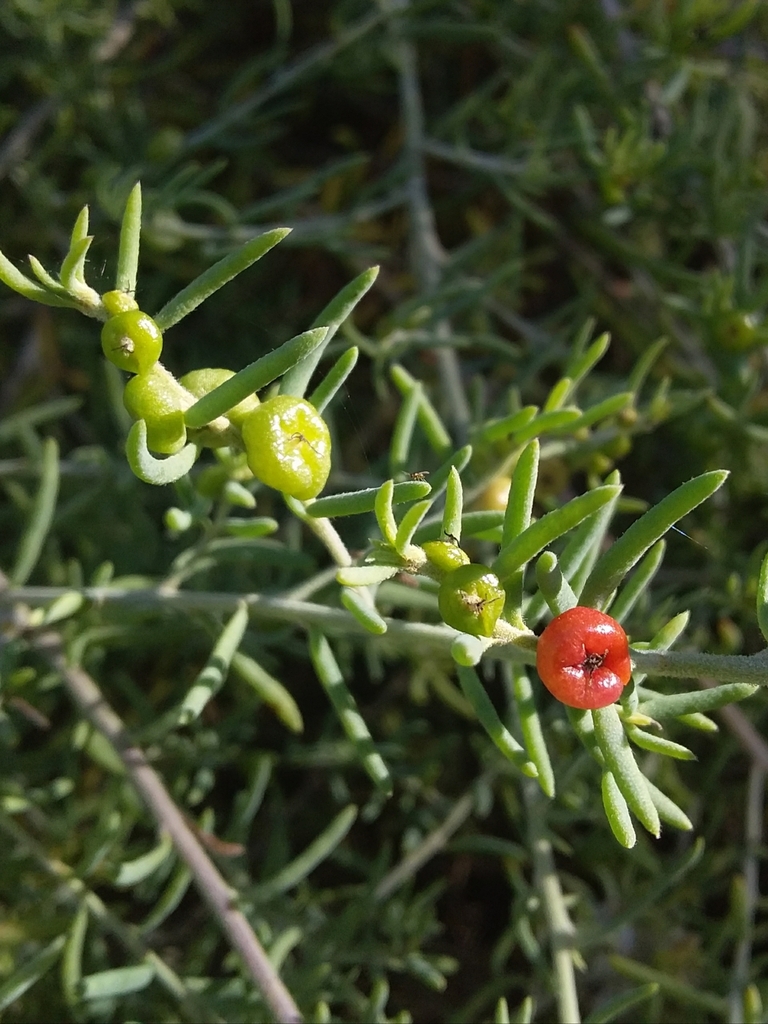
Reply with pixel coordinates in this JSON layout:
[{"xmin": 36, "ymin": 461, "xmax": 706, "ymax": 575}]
[{"xmin": 1, "ymin": 1, "xmax": 768, "ymax": 1021}]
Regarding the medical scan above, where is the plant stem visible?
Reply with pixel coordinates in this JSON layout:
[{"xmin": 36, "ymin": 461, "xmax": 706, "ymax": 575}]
[
  {"xmin": 390, "ymin": 0, "xmax": 471, "ymax": 443},
  {"xmin": 524, "ymin": 780, "xmax": 581, "ymax": 1023},
  {"xmin": 22, "ymin": 620, "xmax": 303, "ymax": 1024}
]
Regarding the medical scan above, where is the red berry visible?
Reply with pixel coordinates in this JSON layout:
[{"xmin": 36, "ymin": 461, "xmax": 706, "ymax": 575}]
[{"xmin": 536, "ymin": 606, "xmax": 632, "ymax": 710}]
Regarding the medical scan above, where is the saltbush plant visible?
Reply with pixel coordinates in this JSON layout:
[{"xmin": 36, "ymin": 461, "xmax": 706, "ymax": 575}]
[{"xmin": 1, "ymin": 3, "xmax": 767, "ymax": 1023}]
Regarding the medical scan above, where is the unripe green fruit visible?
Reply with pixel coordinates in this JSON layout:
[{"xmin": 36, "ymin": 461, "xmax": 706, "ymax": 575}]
[
  {"xmin": 422, "ymin": 539, "xmax": 470, "ymax": 573},
  {"xmin": 123, "ymin": 364, "xmax": 188, "ymax": 454},
  {"xmin": 179, "ymin": 368, "xmax": 260, "ymax": 427},
  {"xmin": 101, "ymin": 310, "xmax": 163, "ymax": 374},
  {"xmin": 241, "ymin": 395, "xmax": 331, "ymax": 501},
  {"xmin": 438, "ymin": 563, "xmax": 506, "ymax": 637}
]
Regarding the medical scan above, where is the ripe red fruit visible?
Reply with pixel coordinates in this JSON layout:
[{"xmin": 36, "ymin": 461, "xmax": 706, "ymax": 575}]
[{"xmin": 536, "ymin": 606, "xmax": 632, "ymax": 710}]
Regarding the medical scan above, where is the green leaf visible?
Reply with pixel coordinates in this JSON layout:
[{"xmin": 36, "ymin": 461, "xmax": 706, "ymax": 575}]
[
  {"xmin": 184, "ymin": 326, "xmax": 327, "ymax": 427},
  {"xmin": 757, "ymin": 547, "xmax": 768, "ymax": 643},
  {"xmin": 115, "ymin": 182, "xmax": 142, "ymax": 294},
  {"xmin": 395, "ymin": 499, "xmax": 433, "ymax": 555},
  {"xmin": 0, "ymin": 248, "xmax": 76, "ymax": 308},
  {"xmin": 61, "ymin": 905, "xmax": 88, "ymax": 1007},
  {"xmin": 0, "ymin": 935, "xmax": 66, "ymax": 1011},
  {"xmin": 375, "ymin": 479, "xmax": 398, "ymax": 546},
  {"xmin": 581, "ymin": 471, "xmax": 728, "ymax": 608},
  {"xmin": 154, "ymin": 227, "xmax": 291, "ymax": 331},
  {"xmin": 584, "ymin": 983, "xmax": 659, "ymax": 1024},
  {"xmin": 601, "ymin": 770, "xmax": 636, "ymax": 848},
  {"xmin": 442, "ymin": 468, "xmax": 463, "ymax": 541},
  {"xmin": 535, "ymin": 550, "xmax": 578, "ymax": 617},
  {"xmin": 281, "ymin": 266, "xmax": 379, "ymax": 397},
  {"xmin": 309, "ymin": 631, "xmax": 392, "ymax": 792},
  {"xmin": 60, "ymin": 235, "xmax": 93, "ymax": 293},
  {"xmin": 390, "ymin": 364, "xmax": 452, "ymax": 456},
  {"xmin": 254, "ymin": 802, "xmax": 360, "ymax": 900},
  {"xmin": 390, "ymin": 380, "xmax": 422, "ymax": 476},
  {"xmin": 10, "ymin": 436, "xmax": 60, "ymax": 585},
  {"xmin": 114, "ymin": 832, "xmax": 174, "ymax": 887},
  {"xmin": 309, "ymin": 346, "xmax": 359, "ymax": 412},
  {"xmin": 232, "ymin": 651, "xmax": 303, "ymax": 733},
  {"xmin": 593, "ymin": 705, "xmax": 660, "ymax": 836},
  {"xmin": 80, "ymin": 964, "xmax": 156, "ymax": 1001},
  {"xmin": 126, "ymin": 420, "xmax": 198, "ymax": 485},
  {"xmin": 306, "ymin": 479, "xmax": 431, "ymax": 518},
  {"xmin": 456, "ymin": 665, "xmax": 538, "ymax": 778},
  {"xmin": 337, "ymin": 564, "xmax": 399, "ymax": 587},
  {"xmin": 176, "ymin": 602, "xmax": 249, "ymax": 725},
  {"xmin": 637, "ymin": 683, "xmax": 758, "ymax": 720},
  {"xmin": 493, "ymin": 485, "xmax": 621, "ymax": 584},
  {"xmin": 341, "ymin": 587, "xmax": 388, "ymax": 635}
]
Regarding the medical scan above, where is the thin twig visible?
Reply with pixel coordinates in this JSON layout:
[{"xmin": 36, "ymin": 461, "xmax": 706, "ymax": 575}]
[
  {"xmin": 524, "ymin": 780, "xmax": 581, "ymax": 1024},
  {"xmin": 7, "ymin": 598, "xmax": 303, "ymax": 1024},
  {"xmin": 389, "ymin": 0, "xmax": 472, "ymax": 442},
  {"xmin": 728, "ymin": 762, "xmax": 765, "ymax": 1023}
]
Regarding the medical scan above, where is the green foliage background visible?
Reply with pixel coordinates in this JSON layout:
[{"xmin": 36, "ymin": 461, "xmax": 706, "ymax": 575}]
[{"xmin": 1, "ymin": 1, "xmax": 768, "ymax": 1021}]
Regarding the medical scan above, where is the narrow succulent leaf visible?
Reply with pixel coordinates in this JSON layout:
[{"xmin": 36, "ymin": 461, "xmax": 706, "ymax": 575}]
[
  {"xmin": 176, "ymin": 602, "xmax": 249, "ymax": 725},
  {"xmin": 28, "ymin": 255, "xmax": 71, "ymax": 297},
  {"xmin": 114, "ymin": 832, "xmax": 174, "ymax": 887},
  {"xmin": 256, "ymin": 803, "xmax": 360, "ymax": 901},
  {"xmin": 281, "ymin": 265, "xmax": 379, "ymax": 397},
  {"xmin": 566, "ymin": 331, "xmax": 610, "ymax": 390},
  {"xmin": 644, "ymin": 780, "xmax": 693, "ymax": 831},
  {"xmin": 508, "ymin": 665, "xmax": 555, "ymax": 797},
  {"xmin": 502, "ymin": 440, "xmax": 539, "ymax": 548},
  {"xmin": 231, "ymin": 651, "xmax": 303, "ymax": 732},
  {"xmin": 510, "ymin": 408, "xmax": 581, "ymax": 446},
  {"xmin": 566, "ymin": 707, "xmax": 604, "ymax": 763},
  {"xmin": 10, "ymin": 437, "xmax": 60, "ymax": 585},
  {"xmin": 456, "ymin": 665, "xmax": 538, "ymax": 777},
  {"xmin": 309, "ymin": 631, "xmax": 392, "ymax": 793},
  {"xmin": 0, "ymin": 935, "xmax": 66, "ymax": 1011},
  {"xmin": 337, "ymin": 564, "xmax": 399, "ymax": 587},
  {"xmin": 374, "ymin": 479, "xmax": 397, "ymax": 546},
  {"xmin": 126, "ymin": 420, "xmax": 198, "ymax": 484},
  {"xmin": 442, "ymin": 467, "xmax": 463, "ymax": 541},
  {"xmin": 341, "ymin": 587, "xmax": 388, "ymax": 635},
  {"xmin": 60, "ymin": 235, "xmax": 93, "ymax": 292},
  {"xmin": 309, "ymin": 346, "xmax": 359, "ymax": 412},
  {"xmin": 62, "ymin": 904, "xmax": 88, "ymax": 1006},
  {"xmin": 0, "ymin": 249, "xmax": 75, "ymax": 307},
  {"xmin": 607, "ymin": 955, "xmax": 729, "ymax": 1017},
  {"xmin": 427, "ymin": 444, "xmax": 473, "ymax": 496},
  {"xmin": 394, "ymin": 499, "xmax": 433, "ymax": 555},
  {"xmin": 608, "ymin": 541, "xmax": 666, "ymax": 623},
  {"xmin": 154, "ymin": 227, "xmax": 291, "ymax": 331},
  {"xmin": 757, "ymin": 547, "xmax": 768, "ymax": 643},
  {"xmin": 565, "ymin": 391, "xmax": 633, "ymax": 431},
  {"xmin": 543, "ymin": 376, "xmax": 572, "ymax": 412},
  {"xmin": 115, "ymin": 183, "xmax": 142, "ymax": 294},
  {"xmin": 593, "ymin": 705, "xmax": 660, "ymax": 836},
  {"xmin": 140, "ymin": 862, "xmax": 192, "ymax": 934},
  {"xmin": 307, "ymin": 479, "xmax": 431, "ymax": 518},
  {"xmin": 624, "ymin": 724, "xmax": 696, "ymax": 760},
  {"xmin": 584, "ymin": 983, "xmax": 660, "ymax": 1024},
  {"xmin": 69, "ymin": 204, "xmax": 90, "ymax": 247},
  {"xmin": 477, "ymin": 405, "xmax": 538, "ymax": 444},
  {"xmin": 223, "ymin": 516, "xmax": 279, "ymax": 538},
  {"xmin": 601, "ymin": 770, "xmax": 636, "ymax": 848},
  {"xmin": 535, "ymin": 551, "xmax": 578, "ymax": 616},
  {"xmin": 390, "ymin": 380, "xmax": 422, "ymax": 476},
  {"xmin": 637, "ymin": 683, "xmax": 758, "ymax": 720},
  {"xmin": 80, "ymin": 964, "xmax": 155, "ymax": 1001},
  {"xmin": 629, "ymin": 336, "xmax": 669, "ymax": 393},
  {"xmin": 451, "ymin": 633, "xmax": 494, "ymax": 666},
  {"xmin": 493, "ymin": 485, "xmax": 622, "ymax": 585},
  {"xmin": 391, "ymin": 364, "xmax": 452, "ymax": 455},
  {"xmin": 526, "ymin": 476, "xmax": 621, "ymax": 623},
  {"xmin": 677, "ymin": 711, "xmax": 718, "ymax": 732},
  {"xmin": 184, "ymin": 326, "xmax": 327, "ymax": 427},
  {"xmin": 581, "ymin": 471, "xmax": 729, "ymax": 608},
  {"xmin": 414, "ymin": 509, "xmax": 504, "ymax": 544}
]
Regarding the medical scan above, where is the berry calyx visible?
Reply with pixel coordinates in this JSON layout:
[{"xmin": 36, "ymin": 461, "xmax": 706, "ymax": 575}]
[
  {"xmin": 101, "ymin": 309, "xmax": 163, "ymax": 374},
  {"xmin": 438, "ymin": 563, "xmax": 506, "ymax": 637},
  {"xmin": 422, "ymin": 538, "xmax": 470, "ymax": 573},
  {"xmin": 241, "ymin": 395, "xmax": 331, "ymax": 500},
  {"xmin": 536, "ymin": 606, "xmax": 632, "ymax": 710}
]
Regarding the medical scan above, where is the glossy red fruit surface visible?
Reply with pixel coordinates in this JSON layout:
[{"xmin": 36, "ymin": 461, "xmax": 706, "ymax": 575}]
[{"xmin": 536, "ymin": 606, "xmax": 632, "ymax": 710}]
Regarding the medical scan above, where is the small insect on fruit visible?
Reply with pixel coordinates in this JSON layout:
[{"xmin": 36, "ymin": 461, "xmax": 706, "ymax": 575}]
[
  {"xmin": 438, "ymin": 563, "xmax": 506, "ymax": 637},
  {"xmin": 535, "ymin": 606, "xmax": 632, "ymax": 710}
]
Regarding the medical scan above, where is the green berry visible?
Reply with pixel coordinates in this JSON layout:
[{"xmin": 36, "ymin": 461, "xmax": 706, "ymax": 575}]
[
  {"xmin": 422, "ymin": 539, "xmax": 470, "ymax": 573},
  {"xmin": 241, "ymin": 395, "xmax": 331, "ymax": 501},
  {"xmin": 179, "ymin": 368, "xmax": 259, "ymax": 427},
  {"xmin": 101, "ymin": 309, "xmax": 163, "ymax": 374},
  {"xmin": 438, "ymin": 563, "xmax": 506, "ymax": 637},
  {"xmin": 123, "ymin": 364, "xmax": 188, "ymax": 454}
]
